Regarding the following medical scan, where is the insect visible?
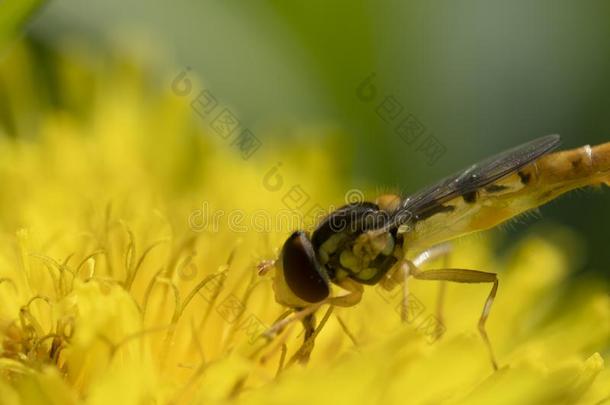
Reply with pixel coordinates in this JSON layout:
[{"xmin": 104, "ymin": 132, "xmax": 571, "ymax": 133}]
[{"xmin": 259, "ymin": 134, "xmax": 610, "ymax": 369}]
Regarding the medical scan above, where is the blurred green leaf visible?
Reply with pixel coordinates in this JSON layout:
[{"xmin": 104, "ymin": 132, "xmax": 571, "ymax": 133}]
[{"xmin": 0, "ymin": 0, "xmax": 46, "ymax": 51}]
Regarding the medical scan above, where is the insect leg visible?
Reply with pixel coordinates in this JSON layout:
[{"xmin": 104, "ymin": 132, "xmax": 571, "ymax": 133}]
[
  {"xmin": 411, "ymin": 243, "xmax": 452, "ymax": 332},
  {"xmin": 262, "ymin": 304, "xmax": 322, "ymax": 340},
  {"xmin": 399, "ymin": 261, "xmax": 410, "ymax": 322},
  {"xmin": 257, "ymin": 305, "xmax": 322, "ymax": 365},
  {"xmin": 328, "ymin": 277, "xmax": 364, "ymax": 307},
  {"xmin": 409, "ymin": 265, "xmax": 499, "ymax": 371},
  {"xmin": 256, "ymin": 259, "xmax": 276, "ymax": 276},
  {"xmin": 411, "ymin": 242, "xmax": 453, "ymax": 267},
  {"xmin": 286, "ymin": 306, "xmax": 334, "ymax": 367},
  {"xmin": 381, "ymin": 243, "xmax": 452, "ymax": 326},
  {"xmin": 382, "ymin": 242, "xmax": 453, "ymax": 290},
  {"xmin": 435, "ymin": 280, "xmax": 447, "ymax": 340},
  {"xmin": 335, "ymin": 313, "xmax": 359, "ymax": 346},
  {"xmin": 285, "ymin": 279, "xmax": 362, "ymax": 365},
  {"xmin": 259, "ymin": 277, "xmax": 362, "ymax": 368}
]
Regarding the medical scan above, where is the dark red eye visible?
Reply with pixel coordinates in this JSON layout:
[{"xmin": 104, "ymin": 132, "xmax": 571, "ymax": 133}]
[{"xmin": 282, "ymin": 231, "xmax": 330, "ymax": 303}]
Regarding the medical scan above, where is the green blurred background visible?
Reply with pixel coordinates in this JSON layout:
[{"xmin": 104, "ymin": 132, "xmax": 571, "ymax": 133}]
[{"xmin": 3, "ymin": 1, "xmax": 610, "ymax": 272}]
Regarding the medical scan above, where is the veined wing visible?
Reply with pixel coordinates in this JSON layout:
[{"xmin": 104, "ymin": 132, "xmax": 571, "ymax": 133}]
[{"xmin": 387, "ymin": 134, "xmax": 561, "ymax": 233}]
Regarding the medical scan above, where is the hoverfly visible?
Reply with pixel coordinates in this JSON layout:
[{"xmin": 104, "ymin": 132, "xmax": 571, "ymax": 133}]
[{"xmin": 259, "ymin": 134, "xmax": 610, "ymax": 370}]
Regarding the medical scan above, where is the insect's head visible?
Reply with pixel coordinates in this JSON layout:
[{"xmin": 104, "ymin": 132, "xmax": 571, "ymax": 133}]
[{"xmin": 272, "ymin": 231, "xmax": 330, "ymax": 308}]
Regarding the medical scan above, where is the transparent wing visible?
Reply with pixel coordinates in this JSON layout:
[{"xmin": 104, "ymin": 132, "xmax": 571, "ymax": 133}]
[{"xmin": 388, "ymin": 134, "xmax": 561, "ymax": 230}]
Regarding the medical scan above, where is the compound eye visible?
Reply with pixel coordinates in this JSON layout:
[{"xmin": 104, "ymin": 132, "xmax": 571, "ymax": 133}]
[{"xmin": 281, "ymin": 231, "xmax": 330, "ymax": 303}]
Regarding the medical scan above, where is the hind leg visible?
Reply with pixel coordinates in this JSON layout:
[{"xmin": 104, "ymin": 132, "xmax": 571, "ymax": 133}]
[{"xmin": 410, "ymin": 265, "xmax": 499, "ymax": 370}]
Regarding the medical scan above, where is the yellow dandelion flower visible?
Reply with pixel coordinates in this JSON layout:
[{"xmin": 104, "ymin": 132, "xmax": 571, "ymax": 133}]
[{"xmin": 0, "ymin": 39, "xmax": 609, "ymax": 405}]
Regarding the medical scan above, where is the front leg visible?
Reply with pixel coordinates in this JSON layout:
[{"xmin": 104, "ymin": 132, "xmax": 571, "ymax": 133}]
[
  {"xmin": 328, "ymin": 277, "xmax": 364, "ymax": 307},
  {"xmin": 263, "ymin": 276, "xmax": 363, "ymax": 339},
  {"xmin": 286, "ymin": 306, "xmax": 334, "ymax": 367},
  {"xmin": 261, "ymin": 276, "xmax": 363, "ymax": 367},
  {"xmin": 289, "ymin": 278, "xmax": 363, "ymax": 365}
]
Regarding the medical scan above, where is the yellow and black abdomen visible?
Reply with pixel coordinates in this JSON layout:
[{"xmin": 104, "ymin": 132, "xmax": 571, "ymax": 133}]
[{"xmin": 402, "ymin": 142, "xmax": 610, "ymax": 250}]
